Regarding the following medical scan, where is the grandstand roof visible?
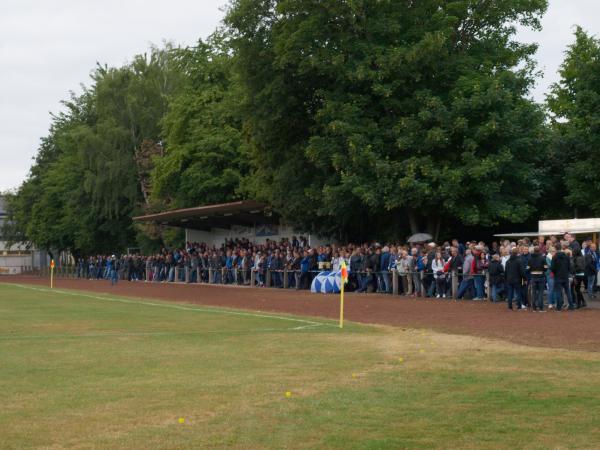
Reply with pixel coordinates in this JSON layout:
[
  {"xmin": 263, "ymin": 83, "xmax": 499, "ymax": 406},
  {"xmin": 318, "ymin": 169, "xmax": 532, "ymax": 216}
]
[
  {"xmin": 132, "ymin": 200, "xmax": 276, "ymax": 230},
  {"xmin": 493, "ymin": 232, "xmax": 539, "ymax": 238}
]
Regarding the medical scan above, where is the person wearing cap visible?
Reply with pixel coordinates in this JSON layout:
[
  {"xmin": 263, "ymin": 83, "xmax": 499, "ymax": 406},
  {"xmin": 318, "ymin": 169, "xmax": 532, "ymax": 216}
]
[{"xmin": 109, "ymin": 255, "xmax": 119, "ymax": 286}]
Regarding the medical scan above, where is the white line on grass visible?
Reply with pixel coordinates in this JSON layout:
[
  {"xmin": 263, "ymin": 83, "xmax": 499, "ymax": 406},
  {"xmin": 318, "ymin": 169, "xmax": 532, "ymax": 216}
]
[
  {"xmin": 0, "ymin": 326, "xmax": 324, "ymax": 342},
  {"xmin": 5, "ymin": 283, "xmax": 334, "ymax": 330}
]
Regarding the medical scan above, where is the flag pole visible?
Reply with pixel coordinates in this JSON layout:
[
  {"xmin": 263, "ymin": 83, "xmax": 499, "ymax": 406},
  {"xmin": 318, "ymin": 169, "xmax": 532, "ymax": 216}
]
[
  {"xmin": 50, "ymin": 259, "xmax": 54, "ymax": 289},
  {"xmin": 339, "ymin": 280, "xmax": 344, "ymax": 328},
  {"xmin": 339, "ymin": 260, "xmax": 348, "ymax": 329}
]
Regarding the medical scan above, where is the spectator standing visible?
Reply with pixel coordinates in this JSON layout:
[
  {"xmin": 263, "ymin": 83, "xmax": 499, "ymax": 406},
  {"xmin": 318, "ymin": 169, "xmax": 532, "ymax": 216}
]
[
  {"xmin": 584, "ymin": 242, "xmax": 598, "ymax": 299},
  {"xmin": 109, "ymin": 255, "xmax": 119, "ymax": 286},
  {"xmin": 299, "ymin": 250, "xmax": 310, "ymax": 289},
  {"xmin": 332, "ymin": 251, "xmax": 341, "ymax": 271},
  {"xmin": 380, "ymin": 246, "xmax": 391, "ymax": 294},
  {"xmin": 572, "ymin": 248, "xmax": 586, "ymax": 308},
  {"xmin": 431, "ymin": 252, "xmax": 446, "ymax": 298},
  {"xmin": 565, "ymin": 233, "xmax": 581, "ymax": 253},
  {"xmin": 397, "ymin": 250, "xmax": 412, "ymax": 295},
  {"xmin": 505, "ymin": 247, "xmax": 526, "ymax": 310},
  {"xmin": 538, "ymin": 236, "xmax": 547, "ymax": 255},
  {"xmin": 359, "ymin": 248, "xmax": 372, "ymax": 293},
  {"xmin": 425, "ymin": 243, "xmax": 437, "ymax": 297},
  {"xmin": 488, "ymin": 254, "xmax": 504, "ymax": 303},
  {"xmin": 349, "ymin": 249, "xmax": 363, "ymax": 292},
  {"xmin": 551, "ymin": 245, "xmax": 575, "ymax": 311},
  {"xmin": 473, "ymin": 247, "xmax": 487, "ymax": 300},
  {"xmin": 308, "ymin": 248, "xmax": 319, "ymax": 287},
  {"xmin": 500, "ymin": 247, "xmax": 510, "ymax": 269},
  {"xmin": 370, "ymin": 247, "xmax": 382, "ymax": 292},
  {"xmin": 270, "ymin": 249, "xmax": 283, "ymax": 288},
  {"xmin": 289, "ymin": 250, "xmax": 301, "ymax": 288},
  {"xmin": 456, "ymin": 250, "xmax": 475, "ymax": 300},
  {"xmin": 520, "ymin": 246, "xmax": 531, "ymax": 307},
  {"xmin": 415, "ymin": 248, "xmax": 426, "ymax": 297},
  {"xmin": 545, "ymin": 247, "xmax": 556, "ymax": 309},
  {"xmin": 388, "ymin": 246, "xmax": 398, "ymax": 294},
  {"xmin": 447, "ymin": 247, "xmax": 463, "ymax": 297},
  {"xmin": 527, "ymin": 246, "xmax": 547, "ymax": 311}
]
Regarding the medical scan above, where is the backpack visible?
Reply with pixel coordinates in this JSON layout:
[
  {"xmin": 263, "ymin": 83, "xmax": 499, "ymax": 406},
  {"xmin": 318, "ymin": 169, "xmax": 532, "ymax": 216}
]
[{"xmin": 574, "ymin": 256, "xmax": 585, "ymax": 273}]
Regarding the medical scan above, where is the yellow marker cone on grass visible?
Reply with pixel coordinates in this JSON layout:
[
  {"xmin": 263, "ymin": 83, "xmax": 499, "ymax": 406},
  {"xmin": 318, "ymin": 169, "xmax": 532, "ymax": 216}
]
[
  {"xmin": 285, "ymin": 391, "xmax": 292, "ymax": 398},
  {"xmin": 178, "ymin": 418, "xmax": 185, "ymax": 424}
]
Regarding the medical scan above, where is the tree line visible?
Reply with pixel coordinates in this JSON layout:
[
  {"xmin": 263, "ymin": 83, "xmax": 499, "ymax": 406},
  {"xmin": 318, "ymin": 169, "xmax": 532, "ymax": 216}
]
[{"xmin": 3, "ymin": 0, "xmax": 600, "ymax": 254}]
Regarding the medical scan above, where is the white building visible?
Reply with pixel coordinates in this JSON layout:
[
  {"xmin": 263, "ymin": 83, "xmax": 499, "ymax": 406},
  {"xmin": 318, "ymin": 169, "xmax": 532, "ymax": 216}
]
[
  {"xmin": 495, "ymin": 218, "xmax": 600, "ymax": 243},
  {"xmin": 0, "ymin": 196, "xmax": 45, "ymax": 274}
]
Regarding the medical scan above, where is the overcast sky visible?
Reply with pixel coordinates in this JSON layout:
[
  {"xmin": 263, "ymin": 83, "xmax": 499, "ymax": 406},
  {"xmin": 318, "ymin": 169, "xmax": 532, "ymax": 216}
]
[{"xmin": 0, "ymin": 1, "xmax": 598, "ymax": 192}]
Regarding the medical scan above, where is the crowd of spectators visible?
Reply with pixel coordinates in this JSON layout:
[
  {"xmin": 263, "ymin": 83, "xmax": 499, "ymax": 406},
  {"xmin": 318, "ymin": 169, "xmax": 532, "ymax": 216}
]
[{"xmin": 73, "ymin": 233, "xmax": 599, "ymax": 311}]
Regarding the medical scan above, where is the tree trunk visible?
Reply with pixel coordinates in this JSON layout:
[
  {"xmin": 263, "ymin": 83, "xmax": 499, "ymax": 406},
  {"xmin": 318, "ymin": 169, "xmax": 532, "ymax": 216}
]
[
  {"xmin": 407, "ymin": 209, "xmax": 420, "ymax": 235},
  {"xmin": 426, "ymin": 214, "xmax": 441, "ymax": 243},
  {"xmin": 434, "ymin": 218, "xmax": 441, "ymax": 243}
]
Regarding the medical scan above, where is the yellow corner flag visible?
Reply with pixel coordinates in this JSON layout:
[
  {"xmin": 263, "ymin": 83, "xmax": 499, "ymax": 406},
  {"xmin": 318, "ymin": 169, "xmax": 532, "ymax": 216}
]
[
  {"xmin": 339, "ymin": 260, "xmax": 349, "ymax": 328},
  {"xmin": 50, "ymin": 259, "xmax": 55, "ymax": 289}
]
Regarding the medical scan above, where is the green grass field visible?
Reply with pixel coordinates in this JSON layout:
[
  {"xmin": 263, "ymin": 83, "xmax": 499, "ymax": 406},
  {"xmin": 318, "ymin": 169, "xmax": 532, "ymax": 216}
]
[{"xmin": 1, "ymin": 282, "xmax": 600, "ymax": 449}]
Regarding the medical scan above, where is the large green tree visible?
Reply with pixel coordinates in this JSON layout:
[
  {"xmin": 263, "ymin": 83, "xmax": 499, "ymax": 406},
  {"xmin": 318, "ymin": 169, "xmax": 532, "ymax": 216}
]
[
  {"xmin": 547, "ymin": 27, "xmax": 600, "ymax": 216},
  {"xmin": 150, "ymin": 36, "xmax": 247, "ymax": 208},
  {"xmin": 4, "ymin": 92, "xmax": 101, "ymax": 253},
  {"xmin": 226, "ymin": 0, "xmax": 549, "ymax": 240},
  {"xmin": 6, "ymin": 48, "xmax": 182, "ymax": 255},
  {"xmin": 81, "ymin": 49, "xmax": 183, "ymax": 219}
]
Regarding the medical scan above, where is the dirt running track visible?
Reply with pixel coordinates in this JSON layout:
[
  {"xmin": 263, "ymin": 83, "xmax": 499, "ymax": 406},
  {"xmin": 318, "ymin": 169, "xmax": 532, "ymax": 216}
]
[{"xmin": 3, "ymin": 276, "xmax": 600, "ymax": 352}]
